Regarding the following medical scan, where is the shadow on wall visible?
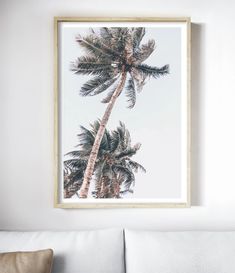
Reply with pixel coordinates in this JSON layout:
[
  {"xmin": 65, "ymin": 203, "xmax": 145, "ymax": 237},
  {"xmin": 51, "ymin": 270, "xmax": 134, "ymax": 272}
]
[{"xmin": 191, "ymin": 23, "xmax": 205, "ymax": 206}]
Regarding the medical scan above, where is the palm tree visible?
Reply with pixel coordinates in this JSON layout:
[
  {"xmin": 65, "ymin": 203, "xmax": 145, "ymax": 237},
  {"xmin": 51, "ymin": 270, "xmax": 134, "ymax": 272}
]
[
  {"xmin": 64, "ymin": 120, "xmax": 145, "ymax": 199},
  {"xmin": 71, "ymin": 27, "xmax": 169, "ymax": 198}
]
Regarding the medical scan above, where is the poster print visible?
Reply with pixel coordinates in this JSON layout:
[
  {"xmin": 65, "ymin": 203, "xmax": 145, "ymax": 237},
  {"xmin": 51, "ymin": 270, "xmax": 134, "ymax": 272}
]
[{"xmin": 54, "ymin": 18, "xmax": 191, "ymax": 208}]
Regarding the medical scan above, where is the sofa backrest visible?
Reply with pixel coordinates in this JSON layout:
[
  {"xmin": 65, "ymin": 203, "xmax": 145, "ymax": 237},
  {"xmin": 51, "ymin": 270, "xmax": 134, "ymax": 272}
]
[
  {"xmin": 125, "ymin": 230, "xmax": 235, "ymax": 273},
  {"xmin": 0, "ymin": 229, "xmax": 125, "ymax": 273},
  {"xmin": 1, "ymin": 229, "xmax": 235, "ymax": 273}
]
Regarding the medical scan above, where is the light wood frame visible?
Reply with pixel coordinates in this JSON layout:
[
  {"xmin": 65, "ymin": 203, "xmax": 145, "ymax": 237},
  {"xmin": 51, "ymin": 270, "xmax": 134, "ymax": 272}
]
[{"xmin": 54, "ymin": 17, "xmax": 191, "ymax": 208}]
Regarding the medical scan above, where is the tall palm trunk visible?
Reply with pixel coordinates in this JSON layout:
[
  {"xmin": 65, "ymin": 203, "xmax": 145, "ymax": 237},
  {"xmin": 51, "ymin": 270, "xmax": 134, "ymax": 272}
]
[{"xmin": 79, "ymin": 71, "xmax": 127, "ymax": 198}]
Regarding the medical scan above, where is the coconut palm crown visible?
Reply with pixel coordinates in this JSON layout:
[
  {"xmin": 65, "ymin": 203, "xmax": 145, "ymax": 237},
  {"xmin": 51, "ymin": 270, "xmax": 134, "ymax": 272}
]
[
  {"xmin": 64, "ymin": 120, "xmax": 146, "ymax": 199},
  {"xmin": 71, "ymin": 27, "xmax": 169, "ymax": 198},
  {"xmin": 71, "ymin": 27, "xmax": 169, "ymax": 108}
]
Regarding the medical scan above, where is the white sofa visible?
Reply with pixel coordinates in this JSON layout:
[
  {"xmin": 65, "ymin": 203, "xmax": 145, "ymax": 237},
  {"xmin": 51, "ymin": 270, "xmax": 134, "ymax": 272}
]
[{"xmin": 1, "ymin": 229, "xmax": 235, "ymax": 273}]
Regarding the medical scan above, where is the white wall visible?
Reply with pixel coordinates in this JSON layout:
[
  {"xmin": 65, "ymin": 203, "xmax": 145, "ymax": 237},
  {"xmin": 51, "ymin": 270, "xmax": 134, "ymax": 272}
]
[{"xmin": 1, "ymin": 0, "xmax": 235, "ymax": 231}]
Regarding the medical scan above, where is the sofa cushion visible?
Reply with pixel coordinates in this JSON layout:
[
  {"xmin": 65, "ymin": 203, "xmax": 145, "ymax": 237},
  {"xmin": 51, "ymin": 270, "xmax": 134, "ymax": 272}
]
[
  {"xmin": 0, "ymin": 249, "xmax": 53, "ymax": 273},
  {"xmin": 125, "ymin": 230, "xmax": 235, "ymax": 273},
  {"xmin": 0, "ymin": 229, "xmax": 124, "ymax": 273}
]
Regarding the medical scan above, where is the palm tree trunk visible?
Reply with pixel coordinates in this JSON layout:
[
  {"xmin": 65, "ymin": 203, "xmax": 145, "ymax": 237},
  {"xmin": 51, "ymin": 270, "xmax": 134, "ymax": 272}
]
[
  {"xmin": 79, "ymin": 71, "xmax": 127, "ymax": 198},
  {"xmin": 95, "ymin": 163, "xmax": 105, "ymax": 198},
  {"xmin": 95, "ymin": 176, "xmax": 102, "ymax": 198},
  {"xmin": 100, "ymin": 176, "xmax": 109, "ymax": 198},
  {"xmin": 110, "ymin": 175, "xmax": 120, "ymax": 198}
]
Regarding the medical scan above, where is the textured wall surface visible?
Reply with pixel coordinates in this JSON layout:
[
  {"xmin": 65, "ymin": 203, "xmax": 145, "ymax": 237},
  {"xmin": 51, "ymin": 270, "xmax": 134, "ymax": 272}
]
[{"xmin": 1, "ymin": 0, "xmax": 235, "ymax": 230}]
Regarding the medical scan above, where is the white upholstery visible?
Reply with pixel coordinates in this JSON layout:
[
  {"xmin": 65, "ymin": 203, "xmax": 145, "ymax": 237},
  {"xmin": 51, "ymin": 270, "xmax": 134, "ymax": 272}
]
[
  {"xmin": 125, "ymin": 230, "xmax": 235, "ymax": 273},
  {"xmin": 0, "ymin": 229, "xmax": 125, "ymax": 273},
  {"xmin": 1, "ymin": 229, "xmax": 235, "ymax": 273}
]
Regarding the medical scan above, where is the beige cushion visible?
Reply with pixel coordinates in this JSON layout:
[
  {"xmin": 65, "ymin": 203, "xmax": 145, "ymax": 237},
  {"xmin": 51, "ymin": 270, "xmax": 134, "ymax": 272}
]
[{"xmin": 0, "ymin": 249, "xmax": 53, "ymax": 273}]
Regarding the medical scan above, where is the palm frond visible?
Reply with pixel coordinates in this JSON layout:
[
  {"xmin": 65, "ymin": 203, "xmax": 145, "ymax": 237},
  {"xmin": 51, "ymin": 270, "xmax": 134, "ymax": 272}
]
[
  {"xmin": 89, "ymin": 27, "xmax": 95, "ymax": 34},
  {"xmin": 133, "ymin": 39, "xmax": 155, "ymax": 64},
  {"xmin": 71, "ymin": 56, "xmax": 113, "ymax": 76},
  {"xmin": 99, "ymin": 27, "xmax": 113, "ymax": 40},
  {"xmin": 64, "ymin": 158, "xmax": 87, "ymax": 171},
  {"xmin": 64, "ymin": 180, "xmax": 83, "ymax": 197},
  {"xmin": 101, "ymin": 87, "xmax": 115, "ymax": 103},
  {"xmin": 91, "ymin": 77, "xmax": 118, "ymax": 96},
  {"xmin": 105, "ymin": 130, "xmax": 112, "ymax": 151},
  {"xmin": 117, "ymin": 121, "xmax": 131, "ymax": 149},
  {"xmin": 116, "ymin": 122, "xmax": 127, "ymax": 150},
  {"xmin": 125, "ymin": 77, "xmax": 136, "ymax": 109},
  {"xmin": 76, "ymin": 34, "xmax": 121, "ymax": 62},
  {"xmin": 80, "ymin": 76, "xmax": 108, "ymax": 96},
  {"xmin": 80, "ymin": 76, "xmax": 118, "ymax": 97},
  {"xmin": 67, "ymin": 171, "xmax": 84, "ymax": 183},
  {"xmin": 65, "ymin": 150, "xmax": 84, "ymax": 158},
  {"xmin": 123, "ymin": 127, "xmax": 131, "ymax": 148},
  {"xmin": 130, "ymin": 68, "xmax": 147, "ymax": 93},
  {"xmin": 107, "ymin": 27, "xmax": 121, "ymax": 38},
  {"xmin": 137, "ymin": 64, "xmax": 169, "ymax": 78},
  {"xmin": 99, "ymin": 28, "xmax": 117, "ymax": 49},
  {"xmin": 127, "ymin": 160, "xmax": 146, "ymax": 173},
  {"xmin": 99, "ymin": 129, "xmax": 111, "ymax": 152},
  {"xmin": 113, "ymin": 165, "xmax": 135, "ymax": 190},
  {"xmin": 95, "ymin": 30, "xmax": 122, "ymax": 58},
  {"xmin": 110, "ymin": 130, "xmax": 120, "ymax": 153},
  {"xmin": 66, "ymin": 149, "xmax": 91, "ymax": 158},
  {"xmin": 77, "ymin": 125, "xmax": 95, "ymax": 149},
  {"xmin": 109, "ymin": 28, "xmax": 130, "ymax": 56},
  {"xmin": 120, "ymin": 189, "xmax": 134, "ymax": 195},
  {"xmin": 90, "ymin": 119, "xmax": 100, "ymax": 135},
  {"xmin": 76, "ymin": 34, "xmax": 113, "ymax": 60},
  {"xmin": 89, "ymin": 120, "xmax": 111, "ymax": 153},
  {"xmin": 101, "ymin": 81, "xmax": 120, "ymax": 103},
  {"xmin": 116, "ymin": 121, "xmax": 132, "ymax": 151},
  {"xmin": 125, "ymin": 29, "xmax": 134, "ymax": 62},
  {"xmin": 63, "ymin": 159, "xmax": 87, "ymax": 196},
  {"xmin": 132, "ymin": 27, "xmax": 145, "ymax": 50},
  {"xmin": 115, "ymin": 147, "xmax": 138, "ymax": 160},
  {"xmin": 64, "ymin": 171, "xmax": 84, "ymax": 197}
]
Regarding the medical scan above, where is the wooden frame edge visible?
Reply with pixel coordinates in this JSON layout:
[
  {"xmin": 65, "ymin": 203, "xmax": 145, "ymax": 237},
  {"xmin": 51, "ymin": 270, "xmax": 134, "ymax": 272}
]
[
  {"xmin": 53, "ymin": 17, "xmax": 191, "ymax": 209},
  {"xmin": 187, "ymin": 17, "xmax": 191, "ymax": 208},
  {"xmin": 54, "ymin": 17, "xmax": 59, "ymax": 208},
  {"xmin": 55, "ymin": 202, "xmax": 190, "ymax": 209},
  {"xmin": 54, "ymin": 17, "xmax": 191, "ymax": 23}
]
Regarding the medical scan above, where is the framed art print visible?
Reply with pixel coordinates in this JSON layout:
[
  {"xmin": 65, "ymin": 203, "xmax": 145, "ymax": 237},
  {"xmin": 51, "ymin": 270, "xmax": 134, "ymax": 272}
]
[{"xmin": 54, "ymin": 17, "xmax": 191, "ymax": 208}]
